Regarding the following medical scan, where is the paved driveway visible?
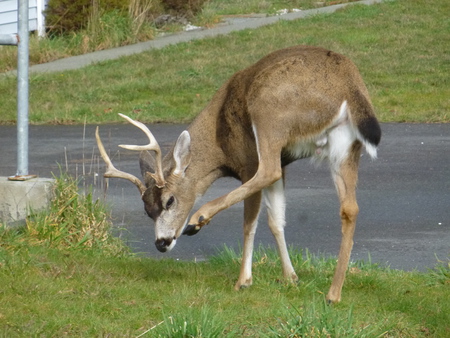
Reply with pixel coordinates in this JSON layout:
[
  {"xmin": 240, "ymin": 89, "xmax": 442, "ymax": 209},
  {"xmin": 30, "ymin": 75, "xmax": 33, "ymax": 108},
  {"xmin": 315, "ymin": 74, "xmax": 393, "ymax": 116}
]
[{"xmin": 1, "ymin": 123, "xmax": 449, "ymax": 271}]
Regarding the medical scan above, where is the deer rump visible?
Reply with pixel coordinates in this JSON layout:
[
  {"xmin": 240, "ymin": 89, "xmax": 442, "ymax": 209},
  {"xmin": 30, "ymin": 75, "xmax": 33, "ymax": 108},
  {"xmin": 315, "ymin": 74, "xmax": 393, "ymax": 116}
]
[{"xmin": 96, "ymin": 45, "xmax": 381, "ymax": 303}]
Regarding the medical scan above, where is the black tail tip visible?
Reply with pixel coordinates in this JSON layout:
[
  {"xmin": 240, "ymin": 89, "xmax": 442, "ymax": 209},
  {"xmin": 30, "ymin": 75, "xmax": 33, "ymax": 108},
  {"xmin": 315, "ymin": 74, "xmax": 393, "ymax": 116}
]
[{"xmin": 358, "ymin": 116, "xmax": 381, "ymax": 146}]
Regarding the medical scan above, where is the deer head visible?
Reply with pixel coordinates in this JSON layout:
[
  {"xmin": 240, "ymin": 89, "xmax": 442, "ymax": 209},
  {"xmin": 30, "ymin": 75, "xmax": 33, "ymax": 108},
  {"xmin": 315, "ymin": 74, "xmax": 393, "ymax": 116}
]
[{"xmin": 96, "ymin": 114, "xmax": 196, "ymax": 252}]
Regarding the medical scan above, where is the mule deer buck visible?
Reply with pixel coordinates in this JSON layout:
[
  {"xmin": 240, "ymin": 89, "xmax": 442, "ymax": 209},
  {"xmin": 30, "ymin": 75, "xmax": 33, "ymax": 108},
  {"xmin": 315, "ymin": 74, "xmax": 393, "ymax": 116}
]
[{"xmin": 96, "ymin": 45, "xmax": 381, "ymax": 303}]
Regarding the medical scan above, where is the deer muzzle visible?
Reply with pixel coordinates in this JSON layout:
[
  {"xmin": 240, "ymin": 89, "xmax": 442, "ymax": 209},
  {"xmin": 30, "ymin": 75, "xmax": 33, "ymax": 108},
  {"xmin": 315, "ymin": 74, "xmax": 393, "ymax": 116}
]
[{"xmin": 155, "ymin": 237, "xmax": 176, "ymax": 252}]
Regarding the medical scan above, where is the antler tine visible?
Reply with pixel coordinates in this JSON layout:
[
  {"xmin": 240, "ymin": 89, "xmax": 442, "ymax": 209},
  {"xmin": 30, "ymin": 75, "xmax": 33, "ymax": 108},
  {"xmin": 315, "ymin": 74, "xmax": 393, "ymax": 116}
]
[
  {"xmin": 117, "ymin": 113, "xmax": 166, "ymax": 188},
  {"xmin": 95, "ymin": 126, "xmax": 146, "ymax": 195}
]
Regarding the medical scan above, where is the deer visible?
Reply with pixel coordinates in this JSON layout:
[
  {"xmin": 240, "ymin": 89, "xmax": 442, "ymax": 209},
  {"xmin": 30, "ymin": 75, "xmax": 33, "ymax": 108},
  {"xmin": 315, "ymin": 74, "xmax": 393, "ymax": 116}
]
[{"xmin": 95, "ymin": 45, "xmax": 381, "ymax": 303}]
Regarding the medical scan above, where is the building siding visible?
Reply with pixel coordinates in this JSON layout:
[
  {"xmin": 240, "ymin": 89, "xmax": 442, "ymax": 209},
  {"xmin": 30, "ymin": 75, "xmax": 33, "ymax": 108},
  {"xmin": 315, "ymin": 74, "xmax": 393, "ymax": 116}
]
[{"xmin": 0, "ymin": 0, "xmax": 47, "ymax": 36}]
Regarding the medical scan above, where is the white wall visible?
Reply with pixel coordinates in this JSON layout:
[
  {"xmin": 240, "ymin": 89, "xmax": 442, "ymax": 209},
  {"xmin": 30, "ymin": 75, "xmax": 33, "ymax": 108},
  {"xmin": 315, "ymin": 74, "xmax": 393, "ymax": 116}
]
[{"xmin": 0, "ymin": 0, "xmax": 47, "ymax": 37}]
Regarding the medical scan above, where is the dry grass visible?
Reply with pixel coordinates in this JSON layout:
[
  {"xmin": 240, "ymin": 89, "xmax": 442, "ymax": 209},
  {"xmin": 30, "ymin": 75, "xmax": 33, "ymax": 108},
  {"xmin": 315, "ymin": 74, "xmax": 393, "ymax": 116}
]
[{"xmin": 13, "ymin": 173, "xmax": 128, "ymax": 255}]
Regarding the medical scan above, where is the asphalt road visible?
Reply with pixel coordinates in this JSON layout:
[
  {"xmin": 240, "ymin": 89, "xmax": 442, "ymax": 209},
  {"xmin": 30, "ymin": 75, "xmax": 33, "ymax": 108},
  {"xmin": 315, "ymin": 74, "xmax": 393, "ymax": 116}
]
[
  {"xmin": 1, "ymin": 0, "xmax": 447, "ymax": 272},
  {"xmin": 1, "ymin": 123, "xmax": 449, "ymax": 271}
]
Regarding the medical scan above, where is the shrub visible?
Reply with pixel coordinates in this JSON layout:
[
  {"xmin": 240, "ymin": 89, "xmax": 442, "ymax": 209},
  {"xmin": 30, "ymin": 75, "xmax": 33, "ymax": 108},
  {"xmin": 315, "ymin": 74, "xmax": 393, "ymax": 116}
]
[
  {"xmin": 45, "ymin": 0, "xmax": 92, "ymax": 34},
  {"xmin": 45, "ymin": 0, "xmax": 130, "ymax": 35}
]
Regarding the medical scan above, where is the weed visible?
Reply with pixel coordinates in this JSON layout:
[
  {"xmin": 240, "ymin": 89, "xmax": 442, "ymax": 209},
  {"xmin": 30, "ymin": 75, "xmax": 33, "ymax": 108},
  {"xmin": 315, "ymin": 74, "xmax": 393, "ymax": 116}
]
[
  {"xmin": 151, "ymin": 306, "xmax": 232, "ymax": 337},
  {"xmin": 426, "ymin": 258, "xmax": 450, "ymax": 286},
  {"xmin": 1, "ymin": 173, "xmax": 127, "ymax": 256}
]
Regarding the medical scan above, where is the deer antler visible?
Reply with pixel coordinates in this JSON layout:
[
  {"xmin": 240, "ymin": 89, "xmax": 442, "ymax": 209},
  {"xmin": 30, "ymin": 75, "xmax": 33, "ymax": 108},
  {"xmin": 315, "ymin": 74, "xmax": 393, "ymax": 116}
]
[
  {"xmin": 95, "ymin": 126, "xmax": 146, "ymax": 195},
  {"xmin": 117, "ymin": 113, "xmax": 166, "ymax": 188}
]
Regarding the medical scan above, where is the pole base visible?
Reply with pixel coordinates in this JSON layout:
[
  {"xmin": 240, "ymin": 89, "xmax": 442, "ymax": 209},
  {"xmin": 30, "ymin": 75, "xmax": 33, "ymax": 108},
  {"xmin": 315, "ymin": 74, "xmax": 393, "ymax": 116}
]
[{"xmin": 8, "ymin": 174, "xmax": 38, "ymax": 181}]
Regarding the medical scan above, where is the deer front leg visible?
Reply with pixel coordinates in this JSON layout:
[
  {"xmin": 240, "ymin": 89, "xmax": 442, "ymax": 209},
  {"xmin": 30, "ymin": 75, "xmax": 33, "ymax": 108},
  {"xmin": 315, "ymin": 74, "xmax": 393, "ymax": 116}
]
[
  {"xmin": 326, "ymin": 143, "xmax": 361, "ymax": 303},
  {"xmin": 187, "ymin": 164, "xmax": 282, "ymax": 231}
]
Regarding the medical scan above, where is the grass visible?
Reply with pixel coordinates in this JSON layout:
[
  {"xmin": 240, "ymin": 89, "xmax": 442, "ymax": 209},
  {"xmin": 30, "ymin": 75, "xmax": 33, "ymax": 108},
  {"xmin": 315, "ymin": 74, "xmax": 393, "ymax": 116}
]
[
  {"xmin": 201, "ymin": 0, "xmax": 358, "ymax": 16},
  {"xmin": 0, "ymin": 1, "xmax": 158, "ymax": 73},
  {"xmin": 1, "ymin": 193, "xmax": 449, "ymax": 337},
  {"xmin": 0, "ymin": 0, "xmax": 449, "ymax": 124},
  {"xmin": 0, "ymin": 0, "xmax": 339, "ymax": 73},
  {"xmin": 0, "ymin": 173, "xmax": 128, "ymax": 255},
  {"xmin": 1, "ymin": 177, "xmax": 449, "ymax": 336}
]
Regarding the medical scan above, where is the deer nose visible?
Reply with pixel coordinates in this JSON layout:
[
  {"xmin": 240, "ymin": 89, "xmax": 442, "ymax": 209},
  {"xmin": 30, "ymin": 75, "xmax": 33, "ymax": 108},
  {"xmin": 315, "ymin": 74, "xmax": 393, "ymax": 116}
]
[{"xmin": 155, "ymin": 238, "xmax": 174, "ymax": 252}]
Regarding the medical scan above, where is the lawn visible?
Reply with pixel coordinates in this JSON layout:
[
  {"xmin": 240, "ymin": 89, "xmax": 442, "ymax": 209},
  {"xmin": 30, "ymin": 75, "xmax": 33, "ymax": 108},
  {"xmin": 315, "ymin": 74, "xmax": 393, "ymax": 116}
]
[
  {"xmin": 1, "ymin": 176, "xmax": 449, "ymax": 336},
  {"xmin": 2, "ymin": 242, "xmax": 449, "ymax": 336},
  {"xmin": 0, "ymin": 0, "xmax": 449, "ymax": 124}
]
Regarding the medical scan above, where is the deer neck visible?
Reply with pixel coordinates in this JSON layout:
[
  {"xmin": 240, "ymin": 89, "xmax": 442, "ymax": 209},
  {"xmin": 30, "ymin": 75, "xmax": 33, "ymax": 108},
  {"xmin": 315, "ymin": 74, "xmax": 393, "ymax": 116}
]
[
  {"xmin": 185, "ymin": 95, "xmax": 230, "ymax": 196},
  {"xmin": 186, "ymin": 77, "xmax": 257, "ymax": 188}
]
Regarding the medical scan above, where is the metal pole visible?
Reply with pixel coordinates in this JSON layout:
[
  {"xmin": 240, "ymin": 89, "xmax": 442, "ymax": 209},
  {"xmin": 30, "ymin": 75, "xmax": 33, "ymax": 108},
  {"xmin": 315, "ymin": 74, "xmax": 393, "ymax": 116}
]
[{"xmin": 17, "ymin": 0, "xmax": 29, "ymax": 176}]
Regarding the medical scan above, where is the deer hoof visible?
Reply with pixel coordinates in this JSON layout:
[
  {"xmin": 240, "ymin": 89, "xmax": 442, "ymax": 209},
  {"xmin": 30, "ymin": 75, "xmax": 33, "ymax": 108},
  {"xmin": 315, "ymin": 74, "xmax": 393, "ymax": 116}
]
[
  {"xmin": 182, "ymin": 224, "xmax": 201, "ymax": 236},
  {"xmin": 234, "ymin": 279, "xmax": 252, "ymax": 290},
  {"xmin": 325, "ymin": 295, "xmax": 340, "ymax": 305}
]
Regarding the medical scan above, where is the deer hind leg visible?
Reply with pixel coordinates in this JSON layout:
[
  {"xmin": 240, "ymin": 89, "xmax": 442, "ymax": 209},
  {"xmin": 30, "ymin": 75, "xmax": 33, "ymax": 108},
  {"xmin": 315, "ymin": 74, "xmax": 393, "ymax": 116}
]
[
  {"xmin": 326, "ymin": 140, "xmax": 362, "ymax": 303},
  {"xmin": 235, "ymin": 191, "xmax": 262, "ymax": 290},
  {"xmin": 263, "ymin": 174, "xmax": 298, "ymax": 284}
]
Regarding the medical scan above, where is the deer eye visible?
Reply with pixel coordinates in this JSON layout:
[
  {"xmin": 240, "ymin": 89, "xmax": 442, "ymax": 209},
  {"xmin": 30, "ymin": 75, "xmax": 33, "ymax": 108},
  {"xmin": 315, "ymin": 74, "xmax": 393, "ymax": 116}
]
[{"xmin": 166, "ymin": 196, "xmax": 175, "ymax": 209}]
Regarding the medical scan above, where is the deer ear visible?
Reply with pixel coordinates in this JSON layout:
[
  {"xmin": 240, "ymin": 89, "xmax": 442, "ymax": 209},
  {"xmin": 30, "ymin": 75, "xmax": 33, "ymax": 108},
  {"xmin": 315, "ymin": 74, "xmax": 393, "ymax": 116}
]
[{"xmin": 173, "ymin": 131, "xmax": 191, "ymax": 176}]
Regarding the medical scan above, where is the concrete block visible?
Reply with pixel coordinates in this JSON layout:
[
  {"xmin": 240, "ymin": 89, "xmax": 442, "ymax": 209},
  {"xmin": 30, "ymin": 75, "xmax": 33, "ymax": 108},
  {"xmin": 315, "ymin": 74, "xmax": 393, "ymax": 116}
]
[{"xmin": 0, "ymin": 176, "xmax": 55, "ymax": 224}]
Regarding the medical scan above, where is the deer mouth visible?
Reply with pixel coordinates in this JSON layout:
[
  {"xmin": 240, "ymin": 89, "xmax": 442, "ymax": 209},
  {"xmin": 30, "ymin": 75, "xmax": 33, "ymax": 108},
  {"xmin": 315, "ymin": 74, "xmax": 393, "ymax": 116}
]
[{"xmin": 155, "ymin": 237, "xmax": 176, "ymax": 252}]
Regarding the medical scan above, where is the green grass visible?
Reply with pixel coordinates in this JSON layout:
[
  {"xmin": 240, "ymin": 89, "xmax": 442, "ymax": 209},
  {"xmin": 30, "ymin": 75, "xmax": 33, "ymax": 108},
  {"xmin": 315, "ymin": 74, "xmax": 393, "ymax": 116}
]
[
  {"xmin": 1, "ymin": 177, "xmax": 449, "ymax": 336},
  {"xmin": 0, "ymin": 0, "xmax": 336, "ymax": 73},
  {"xmin": 1, "ymin": 235, "xmax": 449, "ymax": 335},
  {"xmin": 202, "ymin": 0, "xmax": 351, "ymax": 15},
  {"xmin": 0, "ymin": 0, "xmax": 449, "ymax": 125}
]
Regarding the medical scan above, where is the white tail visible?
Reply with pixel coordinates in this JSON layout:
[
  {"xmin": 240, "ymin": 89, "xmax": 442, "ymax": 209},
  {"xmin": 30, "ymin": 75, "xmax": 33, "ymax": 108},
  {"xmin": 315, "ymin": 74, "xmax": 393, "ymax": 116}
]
[{"xmin": 96, "ymin": 45, "xmax": 381, "ymax": 303}]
